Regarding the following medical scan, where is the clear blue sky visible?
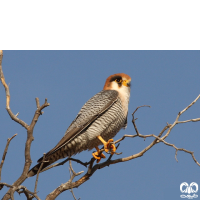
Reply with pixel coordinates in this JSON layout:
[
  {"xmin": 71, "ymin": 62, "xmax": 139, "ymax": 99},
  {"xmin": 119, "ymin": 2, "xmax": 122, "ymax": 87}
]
[{"xmin": 0, "ymin": 51, "xmax": 200, "ymax": 200}]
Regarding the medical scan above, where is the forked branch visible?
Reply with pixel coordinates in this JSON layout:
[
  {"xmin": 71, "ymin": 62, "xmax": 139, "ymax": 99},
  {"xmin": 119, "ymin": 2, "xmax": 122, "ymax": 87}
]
[{"xmin": 0, "ymin": 51, "xmax": 50, "ymax": 200}]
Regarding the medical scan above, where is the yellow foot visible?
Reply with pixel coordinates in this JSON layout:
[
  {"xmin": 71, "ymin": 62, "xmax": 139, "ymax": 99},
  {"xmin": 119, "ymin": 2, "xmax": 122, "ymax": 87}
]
[
  {"xmin": 97, "ymin": 136, "xmax": 116, "ymax": 155},
  {"xmin": 92, "ymin": 146, "xmax": 106, "ymax": 163}
]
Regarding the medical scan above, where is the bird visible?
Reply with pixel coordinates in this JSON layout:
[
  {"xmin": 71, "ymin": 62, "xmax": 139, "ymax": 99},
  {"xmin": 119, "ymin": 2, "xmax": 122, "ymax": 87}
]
[{"xmin": 28, "ymin": 73, "xmax": 131, "ymax": 177}]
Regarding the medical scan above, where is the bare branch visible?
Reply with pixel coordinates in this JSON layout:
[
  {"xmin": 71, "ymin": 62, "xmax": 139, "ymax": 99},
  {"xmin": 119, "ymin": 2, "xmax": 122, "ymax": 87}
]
[
  {"xmin": 0, "ymin": 51, "xmax": 28, "ymax": 129},
  {"xmin": 162, "ymin": 94, "xmax": 200, "ymax": 141},
  {"xmin": 40, "ymin": 157, "xmax": 90, "ymax": 175},
  {"xmin": 114, "ymin": 110, "xmax": 170, "ymax": 145},
  {"xmin": 69, "ymin": 160, "xmax": 84, "ymax": 181},
  {"xmin": 46, "ymin": 161, "xmax": 84, "ymax": 200},
  {"xmin": 68, "ymin": 161, "xmax": 82, "ymax": 200},
  {"xmin": 36, "ymin": 98, "xmax": 40, "ymax": 109},
  {"xmin": 0, "ymin": 182, "xmax": 13, "ymax": 190},
  {"xmin": 0, "ymin": 134, "xmax": 17, "ymax": 181},
  {"xmin": 1, "ymin": 51, "xmax": 50, "ymax": 200},
  {"xmin": 133, "ymin": 132, "xmax": 200, "ymax": 166},
  {"xmin": 34, "ymin": 153, "xmax": 46, "ymax": 194},
  {"xmin": 132, "ymin": 105, "xmax": 151, "ymax": 115},
  {"xmin": 0, "ymin": 183, "xmax": 41, "ymax": 200},
  {"xmin": 177, "ymin": 118, "xmax": 200, "ymax": 124},
  {"xmin": 17, "ymin": 185, "xmax": 41, "ymax": 200},
  {"xmin": 132, "ymin": 105, "xmax": 151, "ymax": 135},
  {"xmin": 0, "ymin": 50, "xmax": 10, "ymax": 109},
  {"xmin": 69, "ymin": 188, "xmax": 80, "ymax": 200},
  {"xmin": 1, "ymin": 98, "xmax": 50, "ymax": 199},
  {"xmin": 180, "ymin": 94, "xmax": 200, "ymax": 115},
  {"xmin": 10, "ymin": 191, "xmax": 14, "ymax": 200}
]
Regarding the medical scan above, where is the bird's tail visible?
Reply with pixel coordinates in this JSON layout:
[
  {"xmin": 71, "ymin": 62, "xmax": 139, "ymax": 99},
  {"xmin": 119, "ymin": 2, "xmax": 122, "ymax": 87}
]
[
  {"xmin": 27, "ymin": 160, "xmax": 51, "ymax": 177},
  {"xmin": 27, "ymin": 148, "xmax": 69, "ymax": 177}
]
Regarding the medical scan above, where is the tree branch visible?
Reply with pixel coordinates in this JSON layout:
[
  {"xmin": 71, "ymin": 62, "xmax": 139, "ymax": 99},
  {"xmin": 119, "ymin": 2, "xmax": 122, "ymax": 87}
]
[
  {"xmin": 0, "ymin": 182, "xmax": 13, "ymax": 190},
  {"xmin": 0, "ymin": 51, "xmax": 29, "ymax": 129},
  {"xmin": 161, "ymin": 94, "xmax": 200, "ymax": 141},
  {"xmin": 0, "ymin": 134, "xmax": 17, "ymax": 181},
  {"xmin": 0, "ymin": 51, "xmax": 50, "ymax": 200},
  {"xmin": 34, "ymin": 153, "xmax": 46, "ymax": 194},
  {"xmin": 17, "ymin": 185, "xmax": 41, "ymax": 200},
  {"xmin": 46, "ymin": 161, "xmax": 84, "ymax": 200},
  {"xmin": 39, "ymin": 157, "xmax": 90, "ymax": 176}
]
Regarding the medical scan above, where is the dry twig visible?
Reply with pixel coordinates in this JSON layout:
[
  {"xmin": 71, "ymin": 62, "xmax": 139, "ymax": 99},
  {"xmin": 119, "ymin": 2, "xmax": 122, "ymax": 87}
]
[
  {"xmin": 0, "ymin": 134, "xmax": 17, "ymax": 181},
  {"xmin": 17, "ymin": 185, "xmax": 41, "ymax": 200},
  {"xmin": 162, "ymin": 94, "xmax": 200, "ymax": 141},
  {"xmin": 34, "ymin": 153, "xmax": 46, "ymax": 194},
  {"xmin": 46, "ymin": 161, "xmax": 84, "ymax": 200},
  {"xmin": 69, "ymin": 161, "xmax": 81, "ymax": 200}
]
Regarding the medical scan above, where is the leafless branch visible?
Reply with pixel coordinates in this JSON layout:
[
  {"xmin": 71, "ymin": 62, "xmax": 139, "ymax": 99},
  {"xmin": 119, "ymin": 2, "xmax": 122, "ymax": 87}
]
[
  {"xmin": 0, "ymin": 51, "xmax": 50, "ymax": 200},
  {"xmin": 161, "ymin": 94, "xmax": 200, "ymax": 141},
  {"xmin": 36, "ymin": 98, "xmax": 40, "ymax": 109},
  {"xmin": 0, "ymin": 51, "xmax": 28, "ymax": 129},
  {"xmin": 69, "ymin": 188, "xmax": 80, "ymax": 200},
  {"xmin": 69, "ymin": 161, "xmax": 81, "ymax": 200},
  {"xmin": 0, "ymin": 134, "xmax": 17, "ymax": 181},
  {"xmin": 177, "ymin": 118, "xmax": 200, "ymax": 123},
  {"xmin": 0, "ymin": 182, "xmax": 41, "ymax": 200},
  {"xmin": 17, "ymin": 185, "xmax": 41, "ymax": 200},
  {"xmin": 46, "ymin": 161, "xmax": 84, "ymax": 200},
  {"xmin": 133, "ymin": 132, "xmax": 200, "ymax": 166},
  {"xmin": 0, "ymin": 182, "xmax": 13, "ymax": 190},
  {"xmin": 34, "ymin": 153, "xmax": 46, "ymax": 194},
  {"xmin": 40, "ymin": 157, "xmax": 90, "ymax": 175}
]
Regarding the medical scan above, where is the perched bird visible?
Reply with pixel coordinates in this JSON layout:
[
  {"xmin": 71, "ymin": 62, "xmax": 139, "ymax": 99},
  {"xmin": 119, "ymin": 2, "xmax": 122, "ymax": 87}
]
[{"xmin": 28, "ymin": 73, "xmax": 131, "ymax": 177}]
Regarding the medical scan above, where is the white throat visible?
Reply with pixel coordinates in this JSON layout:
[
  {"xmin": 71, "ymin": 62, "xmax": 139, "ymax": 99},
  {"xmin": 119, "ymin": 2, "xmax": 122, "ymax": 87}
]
[{"xmin": 111, "ymin": 82, "xmax": 130, "ymax": 116}]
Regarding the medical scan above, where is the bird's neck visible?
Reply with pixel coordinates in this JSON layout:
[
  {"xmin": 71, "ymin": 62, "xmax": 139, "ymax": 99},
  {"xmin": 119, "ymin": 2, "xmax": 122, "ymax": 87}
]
[{"xmin": 118, "ymin": 88, "xmax": 130, "ymax": 117}]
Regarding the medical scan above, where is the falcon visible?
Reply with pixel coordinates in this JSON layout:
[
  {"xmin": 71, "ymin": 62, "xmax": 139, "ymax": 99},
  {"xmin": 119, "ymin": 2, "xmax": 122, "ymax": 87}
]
[{"xmin": 28, "ymin": 73, "xmax": 131, "ymax": 177}]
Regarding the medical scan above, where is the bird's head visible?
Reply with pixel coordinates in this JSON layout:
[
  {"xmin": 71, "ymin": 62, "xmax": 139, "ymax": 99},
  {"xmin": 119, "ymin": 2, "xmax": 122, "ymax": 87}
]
[{"xmin": 103, "ymin": 73, "xmax": 131, "ymax": 94}]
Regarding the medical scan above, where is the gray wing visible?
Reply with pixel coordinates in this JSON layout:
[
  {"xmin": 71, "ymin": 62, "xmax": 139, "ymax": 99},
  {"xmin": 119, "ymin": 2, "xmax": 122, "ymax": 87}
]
[{"xmin": 38, "ymin": 90, "xmax": 118, "ymax": 162}]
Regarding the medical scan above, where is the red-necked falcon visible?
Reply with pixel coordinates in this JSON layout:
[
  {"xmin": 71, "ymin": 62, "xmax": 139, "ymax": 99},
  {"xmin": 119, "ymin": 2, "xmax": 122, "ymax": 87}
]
[{"xmin": 28, "ymin": 73, "xmax": 131, "ymax": 177}]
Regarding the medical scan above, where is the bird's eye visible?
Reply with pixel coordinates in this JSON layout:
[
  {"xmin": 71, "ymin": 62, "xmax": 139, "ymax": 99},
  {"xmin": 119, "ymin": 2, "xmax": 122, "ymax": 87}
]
[{"xmin": 115, "ymin": 78, "xmax": 122, "ymax": 83}]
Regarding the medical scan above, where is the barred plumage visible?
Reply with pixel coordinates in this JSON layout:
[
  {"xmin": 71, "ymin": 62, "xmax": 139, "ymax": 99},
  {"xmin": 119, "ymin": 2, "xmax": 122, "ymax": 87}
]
[{"xmin": 28, "ymin": 73, "xmax": 131, "ymax": 177}]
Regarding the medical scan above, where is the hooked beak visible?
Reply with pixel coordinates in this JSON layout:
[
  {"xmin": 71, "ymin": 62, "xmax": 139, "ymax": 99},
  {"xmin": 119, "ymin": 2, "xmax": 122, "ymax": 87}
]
[{"xmin": 122, "ymin": 80, "xmax": 131, "ymax": 87}]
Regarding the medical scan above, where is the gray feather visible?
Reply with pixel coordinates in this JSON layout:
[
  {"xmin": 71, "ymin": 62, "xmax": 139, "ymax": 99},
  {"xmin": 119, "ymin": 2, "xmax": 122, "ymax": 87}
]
[{"xmin": 28, "ymin": 90, "xmax": 127, "ymax": 177}]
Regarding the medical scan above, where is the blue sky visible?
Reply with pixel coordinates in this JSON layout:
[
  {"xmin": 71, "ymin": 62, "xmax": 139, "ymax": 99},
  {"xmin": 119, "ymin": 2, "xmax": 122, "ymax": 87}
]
[{"xmin": 0, "ymin": 51, "xmax": 200, "ymax": 200}]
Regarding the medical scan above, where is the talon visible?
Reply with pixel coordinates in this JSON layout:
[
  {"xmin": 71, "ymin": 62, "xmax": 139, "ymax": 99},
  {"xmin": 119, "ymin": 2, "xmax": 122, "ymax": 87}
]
[
  {"xmin": 109, "ymin": 143, "xmax": 116, "ymax": 154},
  {"xmin": 97, "ymin": 136, "xmax": 116, "ymax": 154},
  {"xmin": 92, "ymin": 146, "xmax": 106, "ymax": 163}
]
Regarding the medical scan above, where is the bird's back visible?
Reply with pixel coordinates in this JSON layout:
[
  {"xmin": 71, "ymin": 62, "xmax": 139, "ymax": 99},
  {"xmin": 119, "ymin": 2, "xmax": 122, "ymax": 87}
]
[{"xmin": 43, "ymin": 90, "xmax": 126, "ymax": 162}]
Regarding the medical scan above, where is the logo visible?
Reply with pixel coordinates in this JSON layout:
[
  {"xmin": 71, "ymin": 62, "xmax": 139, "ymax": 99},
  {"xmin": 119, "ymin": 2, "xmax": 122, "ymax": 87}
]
[{"xmin": 180, "ymin": 182, "xmax": 198, "ymax": 199}]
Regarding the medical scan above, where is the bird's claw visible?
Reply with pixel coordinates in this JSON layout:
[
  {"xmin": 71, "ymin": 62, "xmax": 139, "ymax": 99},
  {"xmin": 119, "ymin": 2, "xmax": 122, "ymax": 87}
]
[
  {"xmin": 92, "ymin": 136, "xmax": 117, "ymax": 163},
  {"xmin": 92, "ymin": 147, "xmax": 106, "ymax": 163},
  {"xmin": 104, "ymin": 139, "xmax": 116, "ymax": 154}
]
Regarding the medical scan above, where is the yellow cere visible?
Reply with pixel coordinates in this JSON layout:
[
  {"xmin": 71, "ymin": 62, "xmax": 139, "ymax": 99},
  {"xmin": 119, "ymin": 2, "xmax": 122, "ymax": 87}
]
[{"xmin": 122, "ymin": 80, "xmax": 129, "ymax": 87}]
